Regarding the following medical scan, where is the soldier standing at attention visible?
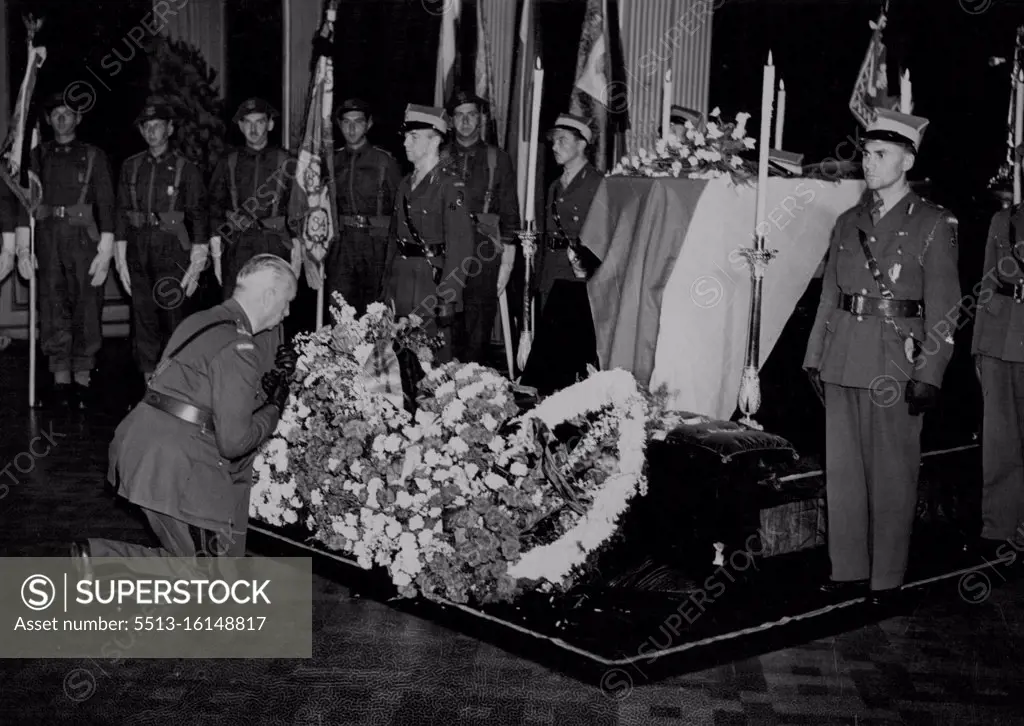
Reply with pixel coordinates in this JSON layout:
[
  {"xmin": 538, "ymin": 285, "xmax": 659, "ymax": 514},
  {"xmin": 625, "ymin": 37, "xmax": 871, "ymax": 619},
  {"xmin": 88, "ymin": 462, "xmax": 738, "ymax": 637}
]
[
  {"xmin": 325, "ymin": 98, "xmax": 402, "ymax": 315},
  {"xmin": 209, "ymin": 98, "xmax": 300, "ymax": 299},
  {"xmin": 113, "ymin": 100, "xmax": 209, "ymax": 384},
  {"xmin": 520, "ymin": 113, "xmax": 602, "ymax": 394},
  {"xmin": 803, "ymin": 110, "xmax": 961, "ymax": 605},
  {"xmin": 971, "ymin": 149, "xmax": 1024, "ymax": 555},
  {"xmin": 72, "ymin": 255, "xmax": 297, "ymax": 565},
  {"xmin": 382, "ymin": 104, "xmax": 475, "ymax": 363},
  {"xmin": 440, "ymin": 90, "xmax": 518, "ymax": 365},
  {"xmin": 22, "ymin": 92, "xmax": 116, "ymax": 409}
]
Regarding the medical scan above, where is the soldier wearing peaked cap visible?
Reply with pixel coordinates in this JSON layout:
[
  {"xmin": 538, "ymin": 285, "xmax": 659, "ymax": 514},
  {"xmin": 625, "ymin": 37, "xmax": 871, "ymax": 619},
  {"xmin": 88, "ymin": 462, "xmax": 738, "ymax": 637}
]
[
  {"xmin": 325, "ymin": 97, "xmax": 402, "ymax": 315},
  {"xmin": 209, "ymin": 97, "xmax": 300, "ymax": 300},
  {"xmin": 665, "ymin": 104, "xmax": 706, "ymax": 138},
  {"xmin": 520, "ymin": 112, "xmax": 602, "ymax": 394},
  {"xmin": 114, "ymin": 99, "xmax": 209, "ymax": 383},
  {"xmin": 803, "ymin": 109, "xmax": 961, "ymax": 602},
  {"xmin": 440, "ymin": 90, "xmax": 519, "ymax": 365},
  {"xmin": 380, "ymin": 104, "xmax": 475, "ymax": 363},
  {"xmin": 13, "ymin": 91, "xmax": 117, "ymax": 409},
  {"xmin": 972, "ymin": 143, "xmax": 1024, "ymax": 552}
]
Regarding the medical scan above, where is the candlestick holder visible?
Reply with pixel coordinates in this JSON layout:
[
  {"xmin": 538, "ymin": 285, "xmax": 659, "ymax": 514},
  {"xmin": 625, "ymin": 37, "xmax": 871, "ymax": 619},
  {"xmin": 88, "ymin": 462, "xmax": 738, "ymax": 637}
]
[
  {"xmin": 736, "ymin": 240, "xmax": 778, "ymax": 430},
  {"xmin": 515, "ymin": 223, "xmax": 539, "ymax": 371}
]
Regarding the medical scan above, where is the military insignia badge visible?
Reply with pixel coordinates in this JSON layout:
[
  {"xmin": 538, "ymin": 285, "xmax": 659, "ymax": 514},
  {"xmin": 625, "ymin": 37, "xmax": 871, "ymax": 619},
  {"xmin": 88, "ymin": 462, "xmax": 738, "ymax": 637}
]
[
  {"xmin": 888, "ymin": 262, "xmax": 901, "ymax": 284},
  {"xmin": 904, "ymin": 336, "xmax": 916, "ymax": 364}
]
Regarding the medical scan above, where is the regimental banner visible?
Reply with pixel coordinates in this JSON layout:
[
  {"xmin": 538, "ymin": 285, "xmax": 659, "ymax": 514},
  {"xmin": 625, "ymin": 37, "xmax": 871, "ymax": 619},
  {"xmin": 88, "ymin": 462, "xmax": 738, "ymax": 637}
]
[
  {"xmin": 848, "ymin": 11, "xmax": 891, "ymax": 128},
  {"xmin": 2, "ymin": 558, "xmax": 313, "ymax": 658}
]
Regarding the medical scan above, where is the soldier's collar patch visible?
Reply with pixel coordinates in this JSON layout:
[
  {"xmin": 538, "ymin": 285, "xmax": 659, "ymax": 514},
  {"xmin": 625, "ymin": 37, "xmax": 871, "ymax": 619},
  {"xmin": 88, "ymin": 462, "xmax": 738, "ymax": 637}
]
[{"xmin": 236, "ymin": 342, "xmax": 255, "ymax": 351}]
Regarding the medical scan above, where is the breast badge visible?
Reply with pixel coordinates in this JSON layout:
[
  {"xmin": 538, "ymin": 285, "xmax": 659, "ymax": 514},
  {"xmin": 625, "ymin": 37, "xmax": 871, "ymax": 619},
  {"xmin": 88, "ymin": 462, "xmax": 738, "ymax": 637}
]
[{"xmin": 887, "ymin": 262, "xmax": 901, "ymax": 284}]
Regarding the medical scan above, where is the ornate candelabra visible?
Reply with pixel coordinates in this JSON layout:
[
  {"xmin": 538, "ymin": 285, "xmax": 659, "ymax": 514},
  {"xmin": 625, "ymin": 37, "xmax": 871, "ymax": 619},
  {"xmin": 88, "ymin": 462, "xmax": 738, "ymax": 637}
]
[
  {"xmin": 736, "ymin": 237, "xmax": 777, "ymax": 430},
  {"xmin": 515, "ymin": 224, "xmax": 538, "ymax": 372}
]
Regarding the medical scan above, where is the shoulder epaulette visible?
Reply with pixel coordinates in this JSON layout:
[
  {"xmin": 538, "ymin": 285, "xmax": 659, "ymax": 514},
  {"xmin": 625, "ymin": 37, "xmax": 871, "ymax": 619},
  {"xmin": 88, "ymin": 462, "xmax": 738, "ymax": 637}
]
[
  {"xmin": 125, "ymin": 150, "xmax": 147, "ymax": 163},
  {"xmin": 373, "ymin": 146, "xmax": 394, "ymax": 160}
]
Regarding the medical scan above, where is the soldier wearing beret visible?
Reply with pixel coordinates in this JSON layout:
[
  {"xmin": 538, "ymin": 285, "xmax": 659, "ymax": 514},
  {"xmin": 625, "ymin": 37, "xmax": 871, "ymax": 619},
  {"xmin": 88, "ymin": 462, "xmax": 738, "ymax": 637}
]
[
  {"xmin": 520, "ymin": 112, "xmax": 602, "ymax": 394},
  {"xmin": 114, "ymin": 100, "xmax": 209, "ymax": 382},
  {"xmin": 972, "ymin": 147, "xmax": 1024, "ymax": 553},
  {"xmin": 440, "ymin": 90, "xmax": 519, "ymax": 365},
  {"xmin": 804, "ymin": 110, "xmax": 961, "ymax": 603},
  {"xmin": 209, "ymin": 97, "xmax": 300, "ymax": 299},
  {"xmin": 16, "ymin": 92, "xmax": 117, "ymax": 408},
  {"xmin": 381, "ymin": 104, "xmax": 475, "ymax": 363},
  {"xmin": 325, "ymin": 97, "xmax": 402, "ymax": 315},
  {"xmin": 74, "ymin": 255, "xmax": 297, "ymax": 563}
]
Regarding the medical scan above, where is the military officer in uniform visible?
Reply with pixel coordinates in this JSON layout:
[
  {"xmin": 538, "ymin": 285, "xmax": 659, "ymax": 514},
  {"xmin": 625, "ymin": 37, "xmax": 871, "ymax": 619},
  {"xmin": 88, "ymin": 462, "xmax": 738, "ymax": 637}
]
[
  {"xmin": 325, "ymin": 98, "xmax": 402, "ymax": 315},
  {"xmin": 520, "ymin": 113, "xmax": 603, "ymax": 394},
  {"xmin": 114, "ymin": 100, "xmax": 209, "ymax": 382},
  {"xmin": 381, "ymin": 104, "xmax": 475, "ymax": 363},
  {"xmin": 209, "ymin": 97, "xmax": 300, "ymax": 299},
  {"xmin": 74, "ymin": 255, "xmax": 297, "ymax": 565},
  {"xmin": 14, "ymin": 93, "xmax": 117, "ymax": 408},
  {"xmin": 803, "ymin": 110, "xmax": 961, "ymax": 603},
  {"xmin": 440, "ymin": 90, "xmax": 519, "ymax": 365},
  {"xmin": 972, "ymin": 153, "xmax": 1024, "ymax": 552}
]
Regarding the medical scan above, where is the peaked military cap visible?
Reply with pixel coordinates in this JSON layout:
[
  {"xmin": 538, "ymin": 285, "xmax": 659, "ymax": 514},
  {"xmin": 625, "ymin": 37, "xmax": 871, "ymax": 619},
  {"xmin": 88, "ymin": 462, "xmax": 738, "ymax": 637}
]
[
  {"xmin": 232, "ymin": 97, "xmax": 279, "ymax": 124},
  {"xmin": 548, "ymin": 113, "xmax": 593, "ymax": 144},
  {"xmin": 401, "ymin": 104, "xmax": 448, "ymax": 134},
  {"xmin": 134, "ymin": 101, "xmax": 175, "ymax": 126},
  {"xmin": 40, "ymin": 92, "xmax": 73, "ymax": 115},
  {"xmin": 862, "ymin": 109, "xmax": 930, "ymax": 153},
  {"xmin": 445, "ymin": 90, "xmax": 489, "ymax": 115}
]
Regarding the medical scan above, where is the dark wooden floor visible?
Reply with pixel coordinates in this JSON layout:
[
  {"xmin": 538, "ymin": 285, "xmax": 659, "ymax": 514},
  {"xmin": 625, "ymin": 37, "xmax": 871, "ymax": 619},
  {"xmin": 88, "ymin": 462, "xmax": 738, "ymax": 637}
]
[{"xmin": 2, "ymin": 338, "xmax": 1024, "ymax": 725}]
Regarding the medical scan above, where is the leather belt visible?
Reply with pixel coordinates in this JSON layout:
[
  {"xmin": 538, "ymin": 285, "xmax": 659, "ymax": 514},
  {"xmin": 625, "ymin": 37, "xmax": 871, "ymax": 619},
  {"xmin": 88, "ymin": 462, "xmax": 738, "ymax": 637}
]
[
  {"xmin": 839, "ymin": 293, "xmax": 923, "ymax": 318},
  {"xmin": 397, "ymin": 239, "xmax": 446, "ymax": 259},
  {"xmin": 996, "ymin": 281, "xmax": 1024, "ymax": 303},
  {"xmin": 341, "ymin": 214, "xmax": 370, "ymax": 228},
  {"xmin": 38, "ymin": 204, "xmax": 68, "ymax": 219},
  {"xmin": 143, "ymin": 389, "xmax": 215, "ymax": 432},
  {"xmin": 546, "ymin": 235, "xmax": 571, "ymax": 251}
]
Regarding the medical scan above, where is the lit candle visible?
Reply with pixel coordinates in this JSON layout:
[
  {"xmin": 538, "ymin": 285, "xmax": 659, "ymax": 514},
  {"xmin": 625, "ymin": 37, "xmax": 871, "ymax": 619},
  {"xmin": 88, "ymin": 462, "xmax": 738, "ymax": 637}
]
[
  {"xmin": 662, "ymin": 68, "xmax": 673, "ymax": 141},
  {"xmin": 774, "ymin": 79, "xmax": 785, "ymax": 149},
  {"xmin": 524, "ymin": 57, "xmax": 544, "ymax": 225},
  {"xmin": 900, "ymin": 69, "xmax": 912, "ymax": 114},
  {"xmin": 755, "ymin": 51, "xmax": 775, "ymax": 251},
  {"xmin": 1015, "ymin": 71, "xmax": 1023, "ymax": 205}
]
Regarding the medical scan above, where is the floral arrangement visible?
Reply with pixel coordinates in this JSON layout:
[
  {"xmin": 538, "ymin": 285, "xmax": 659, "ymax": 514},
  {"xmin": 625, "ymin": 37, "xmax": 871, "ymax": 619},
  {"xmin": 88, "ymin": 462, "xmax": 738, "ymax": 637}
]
[
  {"xmin": 609, "ymin": 107, "xmax": 756, "ymax": 182},
  {"xmin": 250, "ymin": 298, "xmax": 652, "ymax": 605}
]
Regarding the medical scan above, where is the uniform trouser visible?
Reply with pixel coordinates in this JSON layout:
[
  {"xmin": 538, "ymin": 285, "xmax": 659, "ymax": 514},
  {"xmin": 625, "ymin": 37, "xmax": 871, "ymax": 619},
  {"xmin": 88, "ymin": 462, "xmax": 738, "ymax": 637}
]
[
  {"xmin": 222, "ymin": 228, "xmax": 291, "ymax": 300},
  {"xmin": 454, "ymin": 234, "xmax": 502, "ymax": 365},
  {"xmin": 980, "ymin": 356, "xmax": 1024, "ymax": 541},
  {"xmin": 126, "ymin": 230, "xmax": 190, "ymax": 374},
  {"xmin": 823, "ymin": 382, "xmax": 923, "ymax": 590},
  {"xmin": 520, "ymin": 279, "xmax": 598, "ymax": 396},
  {"xmin": 386, "ymin": 256, "xmax": 457, "ymax": 363},
  {"xmin": 34, "ymin": 219, "xmax": 103, "ymax": 374},
  {"xmin": 325, "ymin": 227, "xmax": 387, "ymax": 316}
]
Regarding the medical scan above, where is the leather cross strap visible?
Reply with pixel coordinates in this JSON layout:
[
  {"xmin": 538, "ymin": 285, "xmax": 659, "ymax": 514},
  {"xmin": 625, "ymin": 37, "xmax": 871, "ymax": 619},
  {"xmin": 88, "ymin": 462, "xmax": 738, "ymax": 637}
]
[
  {"xmin": 839, "ymin": 293, "xmax": 922, "ymax": 318},
  {"xmin": 143, "ymin": 389, "xmax": 215, "ymax": 432}
]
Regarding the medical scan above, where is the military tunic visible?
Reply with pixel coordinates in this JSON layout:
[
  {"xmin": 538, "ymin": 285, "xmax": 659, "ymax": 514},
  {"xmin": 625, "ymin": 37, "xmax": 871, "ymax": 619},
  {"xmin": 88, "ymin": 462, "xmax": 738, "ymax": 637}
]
[
  {"xmin": 972, "ymin": 204, "xmax": 1024, "ymax": 541},
  {"xmin": 804, "ymin": 190, "xmax": 960, "ymax": 590},
  {"xmin": 31, "ymin": 140, "xmax": 116, "ymax": 374},
  {"xmin": 116, "ymin": 149, "xmax": 208, "ymax": 374},
  {"xmin": 440, "ymin": 139, "xmax": 519, "ymax": 364},
  {"xmin": 90, "ymin": 299, "xmax": 280, "ymax": 558},
  {"xmin": 382, "ymin": 163, "xmax": 476, "ymax": 363},
  {"xmin": 326, "ymin": 144, "xmax": 402, "ymax": 315},
  {"xmin": 209, "ymin": 145, "xmax": 296, "ymax": 298}
]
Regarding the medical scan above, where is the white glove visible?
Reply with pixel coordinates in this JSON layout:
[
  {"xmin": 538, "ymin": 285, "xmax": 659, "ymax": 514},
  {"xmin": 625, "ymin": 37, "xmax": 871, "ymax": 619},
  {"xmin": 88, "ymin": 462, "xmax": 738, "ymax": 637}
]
[
  {"xmin": 290, "ymin": 238, "xmax": 303, "ymax": 278},
  {"xmin": 497, "ymin": 243, "xmax": 516, "ymax": 295},
  {"xmin": 88, "ymin": 233, "xmax": 114, "ymax": 287},
  {"xmin": 210, "ymin": 236, "xmax": 223, "ymax": 285},
  {"xmin": 181, "ymin": 244, "xmax": 209, "ymax": 297},
  {"xmin": 114, "ymin": 240, "xmax": 131, "ymax": 296},
  {"xmin": 0, "ymin": 232, "xmax": 14, "ymax": 282},
  {"xmin": 14, "ymin": 226, "xmax": 34, "ymax": 280}
]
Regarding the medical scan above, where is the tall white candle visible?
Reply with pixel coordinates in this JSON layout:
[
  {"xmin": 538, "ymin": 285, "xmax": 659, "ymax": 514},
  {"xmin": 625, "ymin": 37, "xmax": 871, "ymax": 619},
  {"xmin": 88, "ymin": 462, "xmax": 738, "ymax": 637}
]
[
  {"xmin": 774, "ymin": 79, "xmax": 785, "ymax": 149},
  {"xmin": 662, "ymin": 68, "xmax": 673, "ymax": 141},
  {"xmin": 900, "ymin": 69, "xmax": 912, "ymax": 114},
  {"xmin": 755, "ymin": 51, "xmax": 775, "ymax": 250},
  {"xmin": 1015, "ymin": 71, "xmax": 1023, "ymax": 205},
  {"xmin": 524, "ymin": 57, "xmax": 544, "ymax": 225}
]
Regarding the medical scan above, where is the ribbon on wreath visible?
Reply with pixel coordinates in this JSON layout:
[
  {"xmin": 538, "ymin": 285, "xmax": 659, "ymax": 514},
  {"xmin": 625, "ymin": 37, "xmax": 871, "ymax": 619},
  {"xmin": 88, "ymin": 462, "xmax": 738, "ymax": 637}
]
[{"xmin": 356, "ymin": 339, "xmax": 405, "ymax": 411}]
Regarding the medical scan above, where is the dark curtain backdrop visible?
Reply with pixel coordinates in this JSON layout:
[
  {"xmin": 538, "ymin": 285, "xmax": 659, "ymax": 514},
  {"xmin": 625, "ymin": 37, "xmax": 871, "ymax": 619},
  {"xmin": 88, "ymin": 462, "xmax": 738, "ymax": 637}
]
[{"xmin": 225, "ymin": 0, "xmax": 284, "ymax": 149}]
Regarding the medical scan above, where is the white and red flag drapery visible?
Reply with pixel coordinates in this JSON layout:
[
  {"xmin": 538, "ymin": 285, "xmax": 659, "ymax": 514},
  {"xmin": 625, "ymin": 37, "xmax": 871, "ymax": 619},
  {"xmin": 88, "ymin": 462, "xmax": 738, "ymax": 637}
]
[
  {"xmin": 433, "ymin": 0, "xmax": 463, "ymax": 107},
  {"xmin": 1, "ymin": 15, "xmax": 45, "ymax": 211},
  {"xmin": 506, "ymin": 0, "xmax": 538, "ymax": 224}
]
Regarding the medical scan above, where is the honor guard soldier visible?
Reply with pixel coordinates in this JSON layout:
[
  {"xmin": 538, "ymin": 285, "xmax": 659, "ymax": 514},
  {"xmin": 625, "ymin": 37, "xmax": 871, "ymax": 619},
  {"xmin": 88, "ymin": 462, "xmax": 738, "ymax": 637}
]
[
  {"xmin": 326, "ymin": 98, "xmax": 401, "ymax": 315},
  {"xmin": 114, "ymin": 100, "xmax": 209, "ymax": 382},
  {"xmin": 803, "ymin": 110, "xmax": 961, "ymax": 604},
  {"xmin": 0, "ymin": 180, "xmax": 28, "ymax": 282},
  {"xmin": 972, "ymin": 148, "xmax": 1024, "ymax": 553},
  {"xmin": 209, "ymin": 97, "xmax": 300, "ymax": 298},
  {"xmin": 75, "ymin": 255, "xmax": 297, "ymax": 564},
  {"xmin": 520, "ymin": 113, "xmax": 602, "ymax": 394},
  {"xmin": 440, "ymin": 90, "xmax": 519, "ymax": 365},
  {"xmin": 22, "ymin": 92, "xmax": 117, "ymax": 408},
  {"xmin": 382, "ymin": 104, "xmax": 475, "ymax": 362}
]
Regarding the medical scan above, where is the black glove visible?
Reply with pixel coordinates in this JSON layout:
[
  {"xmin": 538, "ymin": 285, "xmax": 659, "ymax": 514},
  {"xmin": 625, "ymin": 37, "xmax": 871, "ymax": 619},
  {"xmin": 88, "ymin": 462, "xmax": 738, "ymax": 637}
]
[
  {"xmin": 261, "ymin": 370, "xmax": 282, "ymax": 400},
  {"xmin": 905, "ymin": 380, "xmax": 940, "ymax": 416},
  {"xmin": 267, "ymin": 371, "xmax": 291, "ymax": 412},
  {"xmin": 275, "ymin": 343, "xmax": 298, "ymax": 377},
  {"xmin": 569, "ymin": 240, "xmax": 601, "ymax": 279},
  {"xmin": 805, "ymin": 367, "xmax": 824, "ymax": 405}
]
